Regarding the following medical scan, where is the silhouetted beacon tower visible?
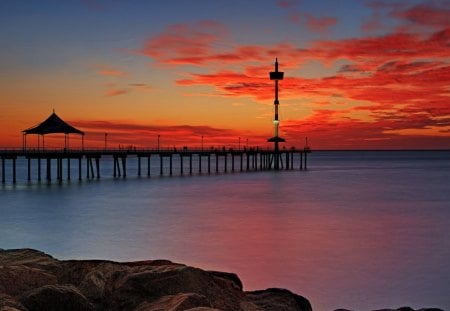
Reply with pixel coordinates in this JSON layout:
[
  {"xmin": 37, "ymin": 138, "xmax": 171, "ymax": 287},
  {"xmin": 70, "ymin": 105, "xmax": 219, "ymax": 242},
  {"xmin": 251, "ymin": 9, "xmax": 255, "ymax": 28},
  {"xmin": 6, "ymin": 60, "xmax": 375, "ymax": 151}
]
[{"xmin": 267, "ymin": 58, "xmax": 285, "ymax": 170}]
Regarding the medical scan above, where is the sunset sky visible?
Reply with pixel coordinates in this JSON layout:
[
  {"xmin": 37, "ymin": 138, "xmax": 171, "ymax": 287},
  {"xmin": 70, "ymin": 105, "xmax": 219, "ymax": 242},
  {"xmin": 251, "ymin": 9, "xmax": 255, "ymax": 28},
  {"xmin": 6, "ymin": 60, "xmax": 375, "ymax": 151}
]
[{"xmin": 1, "ymin": 0, "xmax": 449, "ymax": 149}]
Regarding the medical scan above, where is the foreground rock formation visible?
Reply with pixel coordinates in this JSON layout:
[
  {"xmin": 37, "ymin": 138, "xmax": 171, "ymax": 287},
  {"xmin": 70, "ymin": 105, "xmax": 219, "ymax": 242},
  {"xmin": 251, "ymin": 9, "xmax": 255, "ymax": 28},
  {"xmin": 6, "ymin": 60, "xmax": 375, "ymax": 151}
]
[
  {"xmin": 334, "ymin": 308, "xmax": 444, "ymax": 311},
  {"xmin": 0, "ymin": 249, "xmax": 444, "ymax": 311},
  {"xmin": 0, "ymin": 249, "xmax": 312, "ymax": 311}
]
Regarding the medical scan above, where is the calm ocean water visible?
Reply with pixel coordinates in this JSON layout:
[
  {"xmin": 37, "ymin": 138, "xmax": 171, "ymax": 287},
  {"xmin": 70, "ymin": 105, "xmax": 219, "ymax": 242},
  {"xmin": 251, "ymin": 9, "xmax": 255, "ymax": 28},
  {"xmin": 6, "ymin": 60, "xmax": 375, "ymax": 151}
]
[{"xmin": 1, "ymin": 151, "xmax": 449, "ymax": 311}]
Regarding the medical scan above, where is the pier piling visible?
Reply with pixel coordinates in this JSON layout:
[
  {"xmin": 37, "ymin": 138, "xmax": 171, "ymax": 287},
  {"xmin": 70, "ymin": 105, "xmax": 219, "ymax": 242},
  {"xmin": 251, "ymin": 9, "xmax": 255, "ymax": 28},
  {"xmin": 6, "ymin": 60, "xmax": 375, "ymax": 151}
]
[{"xmin": 0, "ymin": 148, "xmax": 310, "ymax": 184}]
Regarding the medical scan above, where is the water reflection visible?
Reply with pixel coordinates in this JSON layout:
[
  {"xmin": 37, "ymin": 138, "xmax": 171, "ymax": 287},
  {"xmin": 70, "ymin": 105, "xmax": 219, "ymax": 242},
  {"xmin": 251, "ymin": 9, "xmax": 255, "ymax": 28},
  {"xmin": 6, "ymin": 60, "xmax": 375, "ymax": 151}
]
[{"xmin": 1, "ymin": 152, "xmax": 449, "ymax": 310}]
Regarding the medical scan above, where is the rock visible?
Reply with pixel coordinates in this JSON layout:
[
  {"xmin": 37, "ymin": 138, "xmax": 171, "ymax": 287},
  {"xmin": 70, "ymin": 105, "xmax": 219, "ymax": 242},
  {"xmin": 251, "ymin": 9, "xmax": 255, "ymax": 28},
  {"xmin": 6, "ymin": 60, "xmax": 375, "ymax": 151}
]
[
  {"xmin": 208, "ymin": 271, "xmax": 243, "ymax": 291},
  {"xmin": 18, "ymin": 284, "xmax": 94, "ymax": 311},
  {"xmin": 246, "ymin": 288, "xmax": 313, "ymax": 311},
  {"xmin": 338, "ymin": 308, "xmax": 445, "ymax": 311},
  {"xmin": 0, "ymin": 265, "xmax": 58, "ymax": 297},
  {"xmin": 107, "ymin": 265, "xmax": 247, "ymax": 311},
  {"xmin": 132, "ymin": 293, "xmax": 211, "ymax": 311},
  {"xmin": 0, "ymin": 293, "xmax": 27, "ymax": 311},
  {"xmin": 0, "ymin": 249, "xmax": 59, "ymax": 273},
  {"xmin": 4, "ymin": 248, "xmax": 442, "ymax": 311}
]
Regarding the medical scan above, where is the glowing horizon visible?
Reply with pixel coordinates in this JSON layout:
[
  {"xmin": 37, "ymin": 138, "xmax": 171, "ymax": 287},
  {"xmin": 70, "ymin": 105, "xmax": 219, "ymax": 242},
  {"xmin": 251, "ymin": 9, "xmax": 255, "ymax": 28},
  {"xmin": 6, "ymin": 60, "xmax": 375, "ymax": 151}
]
[{"xmin": 1, "ymin": 0, "xmax": 449, "ymax": 150}]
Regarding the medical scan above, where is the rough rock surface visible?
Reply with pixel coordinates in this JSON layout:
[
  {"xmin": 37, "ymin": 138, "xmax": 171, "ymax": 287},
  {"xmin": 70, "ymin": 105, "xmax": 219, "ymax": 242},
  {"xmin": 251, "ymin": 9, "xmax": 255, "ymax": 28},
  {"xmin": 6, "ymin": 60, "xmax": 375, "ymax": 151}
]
[
  {"xmin": 0, "ymin": 249, "xmax": 311, "ymax": 311},
  {"xmin": 334, "ymin": 308, "xmax": 444, "ymax": 311}
]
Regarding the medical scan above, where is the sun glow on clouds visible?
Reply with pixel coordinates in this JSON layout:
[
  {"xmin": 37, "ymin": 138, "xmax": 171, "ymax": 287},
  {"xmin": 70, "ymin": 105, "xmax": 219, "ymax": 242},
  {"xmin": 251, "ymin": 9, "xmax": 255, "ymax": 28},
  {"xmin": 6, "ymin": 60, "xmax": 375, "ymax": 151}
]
[
  {"xmin": 132, "ymin": 1, "xmax": 450, "ymax": 149},
  {"xmin": 2, "ymin": 0, "xmax": 450, "ymax": 149}
]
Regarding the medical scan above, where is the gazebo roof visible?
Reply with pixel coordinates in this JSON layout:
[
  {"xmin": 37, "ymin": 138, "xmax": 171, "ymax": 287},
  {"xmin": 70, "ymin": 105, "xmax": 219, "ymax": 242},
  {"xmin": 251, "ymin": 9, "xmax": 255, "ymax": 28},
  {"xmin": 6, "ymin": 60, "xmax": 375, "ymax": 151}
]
[{"xmin": 23, "ymin": 112, "xmax": 84, "ymax": 135}]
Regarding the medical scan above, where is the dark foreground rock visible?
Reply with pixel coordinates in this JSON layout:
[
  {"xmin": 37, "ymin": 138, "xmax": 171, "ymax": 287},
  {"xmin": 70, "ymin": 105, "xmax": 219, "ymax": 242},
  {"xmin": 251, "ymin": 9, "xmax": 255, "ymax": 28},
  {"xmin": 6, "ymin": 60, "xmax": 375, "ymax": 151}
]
[
  {"xmin": 0, "ymin": 249, "xmax": 312, "ymax": 311},
  {"xmin": 335, "ymin": 308, "xmax": 444, "ymax": 311}
]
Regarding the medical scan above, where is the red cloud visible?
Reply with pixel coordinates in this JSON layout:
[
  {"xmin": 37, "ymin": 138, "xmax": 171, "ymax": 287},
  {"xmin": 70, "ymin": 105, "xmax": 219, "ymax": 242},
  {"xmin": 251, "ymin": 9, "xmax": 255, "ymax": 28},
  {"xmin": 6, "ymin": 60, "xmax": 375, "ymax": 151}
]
[
  {"xmin": 392, "ymin": 2, "xmax": 450, "ymax": 29},
  {"xmin": 364, "ymin": 0, "xmax": 450, "ymax": 32},
  {"xmin": 142, "ymin": 20, "xmax": 228, "ymax": 66},
  {"xmin": 305, "ymin": 14, "xmax": 337, "ymax": 32},
  {"xmin": 69, "ymin": 120, "xmax": 256, "ymax": 148},
  {"xmin": 289, "ymin": 13, "xmax": 337, "ymax": 32},
  {"xmin": 276, "ymin": 0, "xmax": 301, "ymax": 9},
  {"xmin": 140, "ymin": 19, "xmax": 450, "ymax": 149},
  {"xmin": 105, "ymin": 89, "xmax": 128, "ymax": 97}
]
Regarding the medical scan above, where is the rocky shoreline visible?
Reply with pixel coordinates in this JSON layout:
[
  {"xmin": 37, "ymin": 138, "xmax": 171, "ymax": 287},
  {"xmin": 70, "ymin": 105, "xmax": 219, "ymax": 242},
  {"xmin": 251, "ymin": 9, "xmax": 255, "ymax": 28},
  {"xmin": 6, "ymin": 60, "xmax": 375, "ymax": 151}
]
[{"xmin": 0, "ymin": 249, "xmax": 444, "ymax": 311}]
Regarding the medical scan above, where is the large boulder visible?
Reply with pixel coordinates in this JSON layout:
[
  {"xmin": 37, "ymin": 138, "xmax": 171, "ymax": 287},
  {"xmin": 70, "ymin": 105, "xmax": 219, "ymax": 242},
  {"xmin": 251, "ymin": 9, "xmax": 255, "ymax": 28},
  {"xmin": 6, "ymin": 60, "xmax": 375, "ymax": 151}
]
[
  {"xmin": 336, "ymin": 308, "xmax": 444, "ymax": 311},
  {"xmin": 0, "ymin": 249, "xmax": 59, "ymax": 272},
  {"xmin": 246, "ymin": 288, "xmax": 312, "ymax": 311},
  {"xmin": 0, "ymin": 249, "xmax": 60, "ymax": 297},
  {"xmin": 0, "ymin": 264, "xmax": 57, "ymax": 297},
  {"xmin": 18, "ymin": 284, "xmax": 93, "ymax": 311},
  {"xmin": 132, "ymin": 293, "xmax": 211, "ymax": 311},
  {"xmin": 107, "ymin": 265, "xmax": 247, "ymax": 311},
  {"xmin": 0, "ymin": 293, "xmax": 27, "ymax": 311}
]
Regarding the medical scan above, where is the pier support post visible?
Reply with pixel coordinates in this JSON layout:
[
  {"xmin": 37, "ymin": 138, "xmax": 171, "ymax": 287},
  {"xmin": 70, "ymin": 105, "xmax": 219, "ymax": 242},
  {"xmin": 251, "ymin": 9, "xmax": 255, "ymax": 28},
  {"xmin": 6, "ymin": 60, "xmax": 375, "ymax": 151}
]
[
  {"xmin": 12, "ymin": 158, "xmax": 16, "ymax": 184},
  {"xmin": 208, "ymin": 154, "xmax": 211, "ymax": 174},
  {"xmin": 138, "ymin": 156, "xmax": 141, "ymax": 177},
  {"xmin": 169, "ymin": 155, "xmax": 173, "ymax": 176},
  {"xmin": 189, "ymin": 154, "xmax": 192, "ymax": 175},
  {"xmin": 291, "ymin": 152, "xmax": 294, "ymax": 170},
  {"xmin": 232, "ymin": 154, "xmax": 235, "ymax": 172},
  {"xmin": 113, "ymin": 157, "xmax": 117, "ymax": 178},
  {"xmin": 300, "ymin": 152, "xmax": 303, "ymax": 170},
  {"xmin": 304, "ymin": 152, "xmax": 307, "ymax": 170},
  {"xmin": 147, "ymin": 156, "xmax": 151, "ymax": 177},
  {"xmin": 57, "ymin": 158, "xmax": 62, "ymax": 182},
  {"xmin": 78, "ymin": 157, "xmax": 82, "ymax": 180},
  {"xmin": 160, "ymin": 155, "xmax": 163, "ymax": 176},
  {"xmin": 198, "ymin": 155, "xmax": 202, "ymax": 173},
  {"xmin": 1, "ymin": 157, "xmax": 4, "ymax": 184},
  {"xmin": 122, "ymin": 157, "xmax": 127, "ymax": 178},
  {"xmin": 67, "ymin": 158, "xmax": 71, "ymax": 180},
  {"xmin": 246, "ymin": 153, "xmax": 250, "ymax": 171},
  {"xmin": 224, "ymin": 154, "xmax": 227, "ymax": 172},
  {"xmin": 180, "ymin": 155, "xmax": 184, "ymax": 175},
  {"xmin": 86, "ymin": 158, "xmax": 90, "ymax": 179},
  {"xmin": 96, "ymin": 158, "xmax": 100, "ymax": 179},
  {"xmin": 27, "ymin": 158, "xmax": 31, "ymax": 181},
  {"xmin": 46, "ymin": 158, "xmax": 51, "ymax": 181},
  {"xmin": 38, "ymin": 158, "xmax": 41, "ymax": 181},
  {"xmin": 114, "ymin": 157, "xmax": 121, "ymax": 177},
  {"xmin": 90, "ymin": 158, "xmax": 95, "ymax": 178},
  {"xmin": 215, "ymin": 154, "xmax": 219, "ymax": 173},
  {"xmin": 240, "ymin": 154, "xmax": 243, "ymax": 172}
]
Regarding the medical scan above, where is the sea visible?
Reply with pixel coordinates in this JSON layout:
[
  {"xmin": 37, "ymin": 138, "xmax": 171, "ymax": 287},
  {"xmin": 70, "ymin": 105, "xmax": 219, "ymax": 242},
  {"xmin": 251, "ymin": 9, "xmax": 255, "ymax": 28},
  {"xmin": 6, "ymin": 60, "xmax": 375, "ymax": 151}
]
[{"xmin": 1, "ymin": 150, "xmax": 449, "ymax": 311}]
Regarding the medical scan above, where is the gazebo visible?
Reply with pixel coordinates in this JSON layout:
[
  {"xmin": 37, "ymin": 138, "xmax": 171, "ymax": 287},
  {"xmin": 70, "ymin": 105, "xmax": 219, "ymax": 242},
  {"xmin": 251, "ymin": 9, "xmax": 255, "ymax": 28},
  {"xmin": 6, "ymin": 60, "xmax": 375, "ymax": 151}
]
[{"xmin": 22, "ymin": 111, "xmax": 84, "ymax": 150}]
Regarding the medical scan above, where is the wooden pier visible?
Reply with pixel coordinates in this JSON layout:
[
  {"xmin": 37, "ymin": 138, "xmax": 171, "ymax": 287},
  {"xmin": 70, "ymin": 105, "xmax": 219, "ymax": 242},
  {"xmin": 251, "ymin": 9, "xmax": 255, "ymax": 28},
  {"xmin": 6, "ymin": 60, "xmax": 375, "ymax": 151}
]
[{"xmin": 0, "ymin": 148, "xmax": 310, "ymax": 184}]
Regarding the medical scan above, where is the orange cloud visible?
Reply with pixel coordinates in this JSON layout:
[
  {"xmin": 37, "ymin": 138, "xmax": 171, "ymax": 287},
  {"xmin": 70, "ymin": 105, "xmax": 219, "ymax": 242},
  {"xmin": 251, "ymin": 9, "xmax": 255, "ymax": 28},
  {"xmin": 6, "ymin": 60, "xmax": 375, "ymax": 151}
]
[
  {"xmin": 97, "ymin": 69, "xmax": 128, "ymax": 77},
  {"xmin": 96, "ymin": 65, "xmax": 129, "ymax": 77}
]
